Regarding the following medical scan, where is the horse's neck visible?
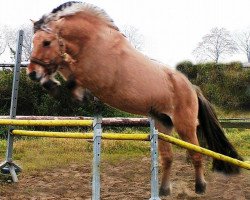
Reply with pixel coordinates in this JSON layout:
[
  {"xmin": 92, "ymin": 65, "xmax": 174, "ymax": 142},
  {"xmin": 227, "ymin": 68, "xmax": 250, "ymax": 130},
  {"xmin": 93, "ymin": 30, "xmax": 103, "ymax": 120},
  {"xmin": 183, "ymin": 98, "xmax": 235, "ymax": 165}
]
[
  {"xmin": 76, "ymin": 28, "xmax": 125, "ymax": 68},
  {"xmin": 62, "ymin": 20, "xmax": 156, "ymax": 93}
]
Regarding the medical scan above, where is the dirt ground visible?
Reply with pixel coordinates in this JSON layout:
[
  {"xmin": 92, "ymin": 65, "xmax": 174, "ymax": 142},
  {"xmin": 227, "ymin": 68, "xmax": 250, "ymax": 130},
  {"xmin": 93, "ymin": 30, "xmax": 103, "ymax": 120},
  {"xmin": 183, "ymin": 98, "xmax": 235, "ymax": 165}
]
[{"xmin": 1, "ymin": 153, "xmax": 249, "ymax": 200}]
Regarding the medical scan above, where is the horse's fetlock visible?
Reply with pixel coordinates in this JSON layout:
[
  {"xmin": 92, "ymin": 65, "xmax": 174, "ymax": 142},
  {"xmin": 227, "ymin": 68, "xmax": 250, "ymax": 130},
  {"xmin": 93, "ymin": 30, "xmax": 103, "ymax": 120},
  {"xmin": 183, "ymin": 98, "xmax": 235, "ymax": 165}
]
[{"xmin": 159, "ymin": 186, "xmax": 171, "ymax": 196}]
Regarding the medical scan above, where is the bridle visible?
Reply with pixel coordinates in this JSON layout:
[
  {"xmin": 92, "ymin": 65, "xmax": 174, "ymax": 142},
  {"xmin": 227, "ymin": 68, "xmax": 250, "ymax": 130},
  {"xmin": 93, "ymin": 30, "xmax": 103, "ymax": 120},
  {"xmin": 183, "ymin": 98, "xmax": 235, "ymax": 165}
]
[{"xmin": 30, "ymin": 26, "xmax": 67, "ymax": 75}]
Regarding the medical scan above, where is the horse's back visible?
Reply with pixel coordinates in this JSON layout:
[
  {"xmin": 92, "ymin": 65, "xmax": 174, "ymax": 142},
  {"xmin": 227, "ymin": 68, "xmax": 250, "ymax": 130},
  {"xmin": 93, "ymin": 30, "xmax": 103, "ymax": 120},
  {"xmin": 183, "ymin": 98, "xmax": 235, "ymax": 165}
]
[{"xmin": 112, "ymin": 51, "xmax": 198, "ymax": 118}]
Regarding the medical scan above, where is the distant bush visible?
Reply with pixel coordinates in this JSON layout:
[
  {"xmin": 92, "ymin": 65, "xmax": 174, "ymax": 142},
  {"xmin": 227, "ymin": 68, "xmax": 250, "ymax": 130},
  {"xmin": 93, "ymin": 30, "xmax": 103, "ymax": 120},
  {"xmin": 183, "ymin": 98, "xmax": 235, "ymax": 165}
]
[
  {"xmin": 176, "ymin": 61, "xmax": 197, "ymax": 80},
  {"xmin": 176, "ymin": 61, "xmax": 250, "ymax": 110},
  {"xmin": 1, "ymin": 61, "xmax": 249, "ymax": 120}
]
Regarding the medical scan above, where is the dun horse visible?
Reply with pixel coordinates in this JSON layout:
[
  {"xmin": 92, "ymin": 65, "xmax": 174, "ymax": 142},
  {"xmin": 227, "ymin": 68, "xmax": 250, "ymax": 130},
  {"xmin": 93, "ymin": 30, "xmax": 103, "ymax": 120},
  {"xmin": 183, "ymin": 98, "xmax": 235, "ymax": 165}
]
[{"xmin": 27, "ymin": 1, "xmax": 242, "ymax": 196}]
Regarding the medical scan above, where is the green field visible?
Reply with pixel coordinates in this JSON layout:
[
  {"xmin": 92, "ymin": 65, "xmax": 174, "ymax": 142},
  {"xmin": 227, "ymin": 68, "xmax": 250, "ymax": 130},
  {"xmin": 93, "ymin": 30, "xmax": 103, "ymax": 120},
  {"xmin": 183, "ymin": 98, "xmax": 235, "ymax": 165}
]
[{"xmin": 0, "ymin": 128, "xmax": 249, "ymax": 173}]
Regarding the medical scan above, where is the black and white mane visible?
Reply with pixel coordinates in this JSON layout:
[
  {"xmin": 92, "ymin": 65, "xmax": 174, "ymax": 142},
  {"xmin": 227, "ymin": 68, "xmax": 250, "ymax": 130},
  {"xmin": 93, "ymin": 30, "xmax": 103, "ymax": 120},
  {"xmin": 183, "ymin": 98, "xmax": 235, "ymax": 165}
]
[{"xmin": 34, "ymin": 1, "xmax": 119, "ymax": 33}]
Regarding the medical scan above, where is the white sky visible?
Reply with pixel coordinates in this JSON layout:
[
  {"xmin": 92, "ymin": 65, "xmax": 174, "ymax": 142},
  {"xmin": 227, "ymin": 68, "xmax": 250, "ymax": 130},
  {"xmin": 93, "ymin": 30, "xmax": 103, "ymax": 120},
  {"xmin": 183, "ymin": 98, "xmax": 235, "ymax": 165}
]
[{"xmin": 1, "ymin": 0, "xmax": 250, "ymax": 67}]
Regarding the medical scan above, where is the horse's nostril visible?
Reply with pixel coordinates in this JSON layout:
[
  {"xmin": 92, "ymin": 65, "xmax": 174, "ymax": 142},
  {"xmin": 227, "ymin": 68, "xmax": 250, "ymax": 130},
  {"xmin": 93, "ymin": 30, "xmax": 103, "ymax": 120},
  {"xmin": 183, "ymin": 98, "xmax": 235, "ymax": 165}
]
[{"xmin": 29, "ymin": 71, "xmax": 39, "ymax": 81}]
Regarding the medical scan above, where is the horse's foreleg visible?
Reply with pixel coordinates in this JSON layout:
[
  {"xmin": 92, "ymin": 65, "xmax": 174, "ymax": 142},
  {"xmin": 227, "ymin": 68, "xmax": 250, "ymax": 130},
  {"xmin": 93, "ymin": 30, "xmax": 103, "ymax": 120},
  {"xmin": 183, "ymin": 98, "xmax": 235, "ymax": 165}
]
[
  {"xmin": 175, "ymin": 124, "xmax": 207, "ymax": 194},
  {"xmin": 159, "ymin": 140, "xmax": 173, "ymax": 196},
  {"xmin": 155, "ymin": 120, "xmax": 173, "ymax": 196}
]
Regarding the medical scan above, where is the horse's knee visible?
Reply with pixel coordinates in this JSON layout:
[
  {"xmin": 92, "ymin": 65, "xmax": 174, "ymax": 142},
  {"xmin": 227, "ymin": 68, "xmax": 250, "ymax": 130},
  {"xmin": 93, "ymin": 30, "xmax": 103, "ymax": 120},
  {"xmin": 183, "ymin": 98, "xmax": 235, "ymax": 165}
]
[{"xmin": 161, "ymin": 155, "xmax": 173, "ymax": 168}]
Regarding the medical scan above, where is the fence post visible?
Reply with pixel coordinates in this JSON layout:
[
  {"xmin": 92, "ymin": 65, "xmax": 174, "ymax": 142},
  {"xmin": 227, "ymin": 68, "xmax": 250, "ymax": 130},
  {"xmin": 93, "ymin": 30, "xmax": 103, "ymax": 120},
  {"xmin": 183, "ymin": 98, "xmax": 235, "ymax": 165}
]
[
  {"xmin": 92, "ymin": 114, "xmax": 102, "ymax": 200},
  {"xmin": 149, "ymin": 118, "xmax": 160, "ymax": 200},
  {"xmin": 0, "ymin": 30, "xmax": 23, "ymax": 182}
]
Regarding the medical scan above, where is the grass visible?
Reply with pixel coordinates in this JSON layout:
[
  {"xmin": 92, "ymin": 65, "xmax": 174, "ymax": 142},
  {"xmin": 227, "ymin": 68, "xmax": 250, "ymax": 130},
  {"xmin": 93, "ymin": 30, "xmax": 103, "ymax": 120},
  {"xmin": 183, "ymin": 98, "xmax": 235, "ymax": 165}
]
[
  {"xmin": 215, "ymin": 106, "xmax": 250, "ymax": 118},
  {"xmin": 0, "ymin": 128, "xmax": 249, "ymax": 174},
  {"xmin": 225, "ymin": 129, "xmax": 250, "ymax": 159},
  {"xmin": 0, "ymin": 133, "xmax": 150, "ymax": 173}
]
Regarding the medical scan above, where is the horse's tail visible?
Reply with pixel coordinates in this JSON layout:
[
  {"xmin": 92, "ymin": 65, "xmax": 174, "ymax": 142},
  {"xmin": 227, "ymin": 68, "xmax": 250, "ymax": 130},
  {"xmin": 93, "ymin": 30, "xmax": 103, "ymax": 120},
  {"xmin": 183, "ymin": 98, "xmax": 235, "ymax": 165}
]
[{"xmin": 195, "ymin": 86, "xmax": 243, "ymax": 174}]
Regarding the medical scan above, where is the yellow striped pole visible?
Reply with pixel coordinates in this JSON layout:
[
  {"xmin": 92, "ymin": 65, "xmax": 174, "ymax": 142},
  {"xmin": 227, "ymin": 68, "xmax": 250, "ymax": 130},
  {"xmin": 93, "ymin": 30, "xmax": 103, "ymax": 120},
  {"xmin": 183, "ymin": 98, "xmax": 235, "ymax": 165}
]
[
  {"xmin": 12, "ymin": 130, "xmax": 150, "ymax": 141},
  {"xmin": 12, "ymin": 130, "xmax": 94, "ymax": 139},
  {"xmin": 10, "ymin": 129, "xmax": 250, "ymax": 170},
  {"xmin": 158, "ymin": 133, "xmax": 250, "ymax": 170},
  {"xmin": 0, "ymin": 119, "xmax": 93, "ymax": 126}
]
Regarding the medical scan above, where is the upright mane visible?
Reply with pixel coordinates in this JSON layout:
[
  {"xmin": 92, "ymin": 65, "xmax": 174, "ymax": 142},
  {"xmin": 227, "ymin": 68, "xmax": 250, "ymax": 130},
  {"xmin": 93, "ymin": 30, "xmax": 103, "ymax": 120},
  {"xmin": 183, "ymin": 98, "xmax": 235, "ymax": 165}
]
[{"xmin": 34, "ymin": 1, "xmax": 119, "ymax": 32}]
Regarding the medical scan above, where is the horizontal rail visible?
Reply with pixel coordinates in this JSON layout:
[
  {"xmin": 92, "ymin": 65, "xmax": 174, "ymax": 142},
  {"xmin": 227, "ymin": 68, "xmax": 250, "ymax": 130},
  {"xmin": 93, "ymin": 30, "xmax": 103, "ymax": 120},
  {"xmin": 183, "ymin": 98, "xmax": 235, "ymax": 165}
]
[
  {"xmin": 158, "ymin": 133, "xmax": 250, "ymax": 170},
  {"xmin": 0, "ymin": 119, "xmax": 93, "ymax": 127},
  {"xmin": 11, "ymin": 129, "xmax": 250, "ymax": 170},
  {"xmin": 12, "ymin": 130, "xmax": 150, "ymax": 141},
  {"xmin": 220, "ymin": 121, "xmax": 250, "ymax": 128},
  {"xmin": 0, "ymin": 117, "xmax": 149, "ymax": 127},
  {"xmin": 0, "ymin": 116, "xmax": 92, "ymax": 120},
  {"xmin": 0, "ymin": 117, "xmax": 250, "ymax": 128},
  {"xmin": 0, "ymin": 63, "xmax": 28, "ymax": 68},
  {"xmin": 1, "ymin": 116, "xmax": 249, "ymax": 122}
]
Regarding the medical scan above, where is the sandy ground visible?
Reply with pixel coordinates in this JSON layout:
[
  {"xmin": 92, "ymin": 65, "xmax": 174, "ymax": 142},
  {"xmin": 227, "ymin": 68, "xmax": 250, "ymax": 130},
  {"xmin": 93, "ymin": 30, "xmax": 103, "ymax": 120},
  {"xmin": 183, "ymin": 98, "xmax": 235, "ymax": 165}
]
[{"xmin": 1, "ymin": 153, "xmax": 249, "ymax": 200}]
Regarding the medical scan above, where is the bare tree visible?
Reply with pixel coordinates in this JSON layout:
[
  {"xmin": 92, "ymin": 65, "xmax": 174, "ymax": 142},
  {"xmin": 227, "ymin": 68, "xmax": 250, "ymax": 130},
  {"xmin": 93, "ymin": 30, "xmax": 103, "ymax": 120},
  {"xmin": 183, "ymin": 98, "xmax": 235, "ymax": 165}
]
[
  {"xmin": 234, "ymin": 30, "xmax": 250, "ymax": 62},
  {"xmin": 4, "ymin": 24, "xmax": 33, "ymax": 62},
  {"xmin": 20, "ymin": 24, "xmax": 33, "ymax": 61},
  {"xmin": 122, "ymin": 25, "xmax": 144, "ymax": 51},
  {"xmin": 193, "ymin": 27, "xmax": 237, "ymax": 63},
  {"xmin": 0, "ymin": 25, "xmax": 7, "ymax": 56},
  {"xmin": 4, "ymin": 26, "xmax": 16, "ymax": 61}
]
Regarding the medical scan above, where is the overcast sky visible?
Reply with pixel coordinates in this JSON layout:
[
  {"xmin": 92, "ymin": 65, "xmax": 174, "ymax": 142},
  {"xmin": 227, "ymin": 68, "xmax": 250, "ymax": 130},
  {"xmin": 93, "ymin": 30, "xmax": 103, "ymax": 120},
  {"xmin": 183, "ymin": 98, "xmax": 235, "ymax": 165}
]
[{"xmin": 1, "ymin": 0, "xmax": 250, "ymax": 67}]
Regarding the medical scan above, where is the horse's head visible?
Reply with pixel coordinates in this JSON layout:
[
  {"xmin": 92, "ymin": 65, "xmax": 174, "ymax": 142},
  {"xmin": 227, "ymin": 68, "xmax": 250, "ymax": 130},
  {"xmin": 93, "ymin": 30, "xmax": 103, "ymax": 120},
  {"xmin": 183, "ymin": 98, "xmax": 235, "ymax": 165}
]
[
  {"xmin": 27, "ymin": 26, "xmax": 68, "ymax": 95},
  {"xmin": 28, "ymin": 29, "xmax": 65, "ymax": 81},
  {"xmin": 28, "ymin": 1, "xmax": 120, "ymax": 101},
  {"xmin": 27, "ymin": 25, "xmax": 89, "ymax": 101}
]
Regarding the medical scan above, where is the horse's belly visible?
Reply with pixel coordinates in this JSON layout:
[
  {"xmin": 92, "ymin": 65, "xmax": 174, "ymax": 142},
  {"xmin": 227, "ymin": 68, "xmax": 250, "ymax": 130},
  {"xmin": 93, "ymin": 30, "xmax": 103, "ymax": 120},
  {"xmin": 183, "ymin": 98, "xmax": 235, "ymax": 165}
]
[
  {"xmin": 100, "ymin": 90, "xmax": 172, "ymax": 116},
  {"xmin": 100, "ymin": 96, "xmax": 148, "ymax": 115}
]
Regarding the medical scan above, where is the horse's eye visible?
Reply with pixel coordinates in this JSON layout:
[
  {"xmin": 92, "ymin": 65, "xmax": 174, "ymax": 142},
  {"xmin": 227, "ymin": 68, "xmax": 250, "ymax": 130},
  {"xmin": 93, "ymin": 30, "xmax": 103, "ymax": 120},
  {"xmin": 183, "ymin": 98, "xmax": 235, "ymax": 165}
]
[{"xmin": 43, "ymin": 40, "xmax": 51, "ymax": 47}]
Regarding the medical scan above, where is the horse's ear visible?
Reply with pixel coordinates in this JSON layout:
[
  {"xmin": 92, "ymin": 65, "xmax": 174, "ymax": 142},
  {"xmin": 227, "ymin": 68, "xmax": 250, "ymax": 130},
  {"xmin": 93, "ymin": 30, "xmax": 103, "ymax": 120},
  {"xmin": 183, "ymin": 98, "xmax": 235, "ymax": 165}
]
[{"xmin": 30, "ymin": 19, "xmax": 36, "ymax": 24}]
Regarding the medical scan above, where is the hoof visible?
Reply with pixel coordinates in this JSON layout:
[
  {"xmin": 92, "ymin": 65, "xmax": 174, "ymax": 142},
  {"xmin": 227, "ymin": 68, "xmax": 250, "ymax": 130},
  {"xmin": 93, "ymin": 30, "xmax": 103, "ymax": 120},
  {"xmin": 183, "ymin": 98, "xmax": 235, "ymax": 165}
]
[
  {"xmin": 195, "ymin": 181, "xmax": 206, "ymax": 194},
  {"xmin": 159, "ymin": 187, "xmax": 171, "ymax": 196},
  {"xmin": 42, "ymin": 80, "xmax": 60, "ymax": 92},
  {"xmin": 66, "ymin": 76, "xmax": 76, "ymax": 90}
]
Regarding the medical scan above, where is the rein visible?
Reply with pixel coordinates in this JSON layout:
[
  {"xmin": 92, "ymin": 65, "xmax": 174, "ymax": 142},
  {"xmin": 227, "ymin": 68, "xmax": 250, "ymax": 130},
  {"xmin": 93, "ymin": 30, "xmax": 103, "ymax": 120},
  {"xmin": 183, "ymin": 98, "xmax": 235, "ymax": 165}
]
[{"xmin": 30, "ymin": 57, "xmax": 53, "ymax": 68}]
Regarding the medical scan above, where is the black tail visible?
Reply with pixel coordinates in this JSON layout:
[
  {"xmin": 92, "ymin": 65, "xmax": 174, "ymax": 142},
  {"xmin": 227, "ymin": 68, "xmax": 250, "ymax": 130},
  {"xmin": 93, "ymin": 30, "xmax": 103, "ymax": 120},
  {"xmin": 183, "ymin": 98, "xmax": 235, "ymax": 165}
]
[{"xmin": 196, "ymin": 87, "xmax": 243, "ymax": 174}]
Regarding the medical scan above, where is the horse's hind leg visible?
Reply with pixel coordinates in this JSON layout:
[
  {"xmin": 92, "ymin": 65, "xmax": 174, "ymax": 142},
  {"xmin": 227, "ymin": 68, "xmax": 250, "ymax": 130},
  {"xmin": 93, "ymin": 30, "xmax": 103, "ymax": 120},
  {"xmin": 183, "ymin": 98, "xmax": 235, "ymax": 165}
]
[
  {"xmin": 155, "ymin": 120, "xmax": 173, "ymax": 196},
  {"xmin": 173, "ymin": 118, "xmax": 207, "ymax": 194}
]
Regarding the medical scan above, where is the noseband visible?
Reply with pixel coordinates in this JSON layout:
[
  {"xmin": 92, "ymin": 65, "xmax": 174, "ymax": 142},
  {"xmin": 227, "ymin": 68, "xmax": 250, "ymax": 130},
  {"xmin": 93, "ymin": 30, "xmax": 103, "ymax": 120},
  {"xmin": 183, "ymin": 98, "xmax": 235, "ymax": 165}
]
[{"xmin": 30, "ymin": 57, "xmax": 58, "ymax": 74}]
